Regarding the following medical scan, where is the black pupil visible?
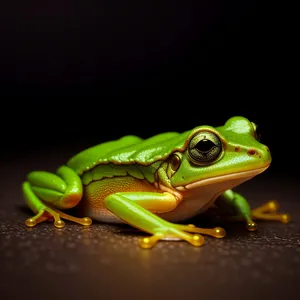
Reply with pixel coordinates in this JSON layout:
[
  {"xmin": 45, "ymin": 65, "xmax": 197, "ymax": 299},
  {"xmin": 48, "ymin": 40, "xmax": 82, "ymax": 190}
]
[{"xmin": 196, "ymin": 139, "xmax": 215, "ymax": 153}]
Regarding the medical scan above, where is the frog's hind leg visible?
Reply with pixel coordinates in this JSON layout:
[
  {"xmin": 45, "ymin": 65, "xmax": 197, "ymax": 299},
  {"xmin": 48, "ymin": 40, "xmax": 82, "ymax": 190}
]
[
  {"xmin": 23, "ymin": 186, "xmax": 65, "ymax": 228},
  {"xmin": 251, "ymin": 200, "xmax": 291, "ymax": 223},
  {"xmin": 23, "ymin": 166, "xmax": 92, "ymax": 228}
]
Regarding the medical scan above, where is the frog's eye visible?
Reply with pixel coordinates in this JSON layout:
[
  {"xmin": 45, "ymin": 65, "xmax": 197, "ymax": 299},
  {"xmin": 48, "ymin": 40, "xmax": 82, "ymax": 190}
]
[{"xmin": 188, "ymin": 131, "xmax": 222, "ymax": 165}]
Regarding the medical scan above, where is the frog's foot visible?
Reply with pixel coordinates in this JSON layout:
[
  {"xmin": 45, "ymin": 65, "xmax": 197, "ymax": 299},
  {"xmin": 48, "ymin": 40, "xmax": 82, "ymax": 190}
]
[
  {"xmin": 139, "ymin": 228, "xmax": 204, "ymax": 249},
  {"xmin": 138, "ymin": 224, "xmax": 226, "ymax": 249},
  {"xmin": 25, "ymin": 206, "xmax": 92, "ymax": 229},
  {"xmin": 251, "ymin": 200, "xmax": 291, "ymax": 224}
]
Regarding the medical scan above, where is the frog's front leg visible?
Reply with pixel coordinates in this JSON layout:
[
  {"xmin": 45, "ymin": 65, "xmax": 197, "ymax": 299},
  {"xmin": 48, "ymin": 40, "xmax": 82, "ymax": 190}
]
[
  {"xmin": 22, "ymin": 166, "xmax": 92, "ymax": 228},
  {"xmin": 216, "ymin": 190, "xmax": 291, "ymax": 230},
  {"xmin": 104, "ymin": 192, "xmax": 225, "ymax": 249}
]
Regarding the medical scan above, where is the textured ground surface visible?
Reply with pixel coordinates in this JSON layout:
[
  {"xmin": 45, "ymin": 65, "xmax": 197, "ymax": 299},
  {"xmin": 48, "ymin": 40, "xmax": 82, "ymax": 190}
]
[{"xmin": 1, "ymin": 153, "xmax": 299, "ymax": 300}]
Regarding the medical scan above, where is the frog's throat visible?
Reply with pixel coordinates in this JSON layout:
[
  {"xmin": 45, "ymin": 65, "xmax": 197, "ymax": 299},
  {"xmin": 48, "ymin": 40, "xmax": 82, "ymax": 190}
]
[{"xmin": 176, "ymin": 166, "xmax": 269, "ymax": 191}]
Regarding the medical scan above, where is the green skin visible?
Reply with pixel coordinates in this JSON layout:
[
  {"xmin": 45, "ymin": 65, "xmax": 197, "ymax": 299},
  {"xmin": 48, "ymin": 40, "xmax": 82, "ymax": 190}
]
[{"xmin": 22, "ymin": 116, "xmax": 290, "ymax": 248}]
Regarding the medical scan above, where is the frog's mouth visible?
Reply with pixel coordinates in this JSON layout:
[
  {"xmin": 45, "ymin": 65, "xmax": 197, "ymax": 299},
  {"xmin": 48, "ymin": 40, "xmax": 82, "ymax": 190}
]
[{"xmin": 176, "ymin": 166, "xmax": 269, "ymax": 191}]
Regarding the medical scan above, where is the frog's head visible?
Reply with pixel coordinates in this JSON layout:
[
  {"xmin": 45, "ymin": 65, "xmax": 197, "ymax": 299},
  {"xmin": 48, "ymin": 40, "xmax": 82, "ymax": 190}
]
[{"xmin": 167, "ymin": 116, "xmax": 271, "ymax": 192}]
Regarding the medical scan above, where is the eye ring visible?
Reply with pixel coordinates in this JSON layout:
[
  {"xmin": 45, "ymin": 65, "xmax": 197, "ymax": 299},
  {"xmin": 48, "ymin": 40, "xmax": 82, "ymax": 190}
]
[{"xmin": 188, "ymin": 131, "xmax": 222, "ymax": 165}]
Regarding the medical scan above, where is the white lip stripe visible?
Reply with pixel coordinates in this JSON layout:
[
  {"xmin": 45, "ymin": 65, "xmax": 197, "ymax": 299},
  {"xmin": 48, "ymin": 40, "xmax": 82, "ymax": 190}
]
[{"xmin": 178, "ymin": 166, "xmax": 269, "ymax": 190}]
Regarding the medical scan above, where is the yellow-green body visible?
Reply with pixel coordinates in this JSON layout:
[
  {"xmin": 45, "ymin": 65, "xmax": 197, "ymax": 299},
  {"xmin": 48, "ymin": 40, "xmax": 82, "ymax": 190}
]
[{"xmin": 22, "ymin": 116, "xmax": 291, "ymax": 248}]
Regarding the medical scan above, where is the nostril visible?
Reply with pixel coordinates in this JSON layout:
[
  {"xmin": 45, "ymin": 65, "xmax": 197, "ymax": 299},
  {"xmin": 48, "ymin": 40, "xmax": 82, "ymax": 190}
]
[{"xmin": 247, "ymin": 149, "xmax": 257, "ymax": 156}]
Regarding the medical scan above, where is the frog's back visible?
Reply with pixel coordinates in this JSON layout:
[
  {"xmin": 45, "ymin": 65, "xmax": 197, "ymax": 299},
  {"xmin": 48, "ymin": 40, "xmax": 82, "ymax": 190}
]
[{"xmin": 67, "ymin": 130, "xmax": 191, "ymax": 175}]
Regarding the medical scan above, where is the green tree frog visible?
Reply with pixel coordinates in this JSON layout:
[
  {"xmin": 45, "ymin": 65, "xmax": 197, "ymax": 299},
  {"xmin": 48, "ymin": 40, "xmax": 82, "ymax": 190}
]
[{"xmin": 22, "ymin": 116, "xmax": 291, "ymax": 248}]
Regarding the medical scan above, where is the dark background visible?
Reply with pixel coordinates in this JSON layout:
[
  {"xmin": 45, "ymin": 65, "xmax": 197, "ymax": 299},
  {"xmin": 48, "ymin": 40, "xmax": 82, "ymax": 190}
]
[
  {"xmin": 1, "ymin": 0, "xmax": 296, "ymax": 176},
  {"xmin": 1, "ymin": 2, "xmax": 299, "ymax": 300}
]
